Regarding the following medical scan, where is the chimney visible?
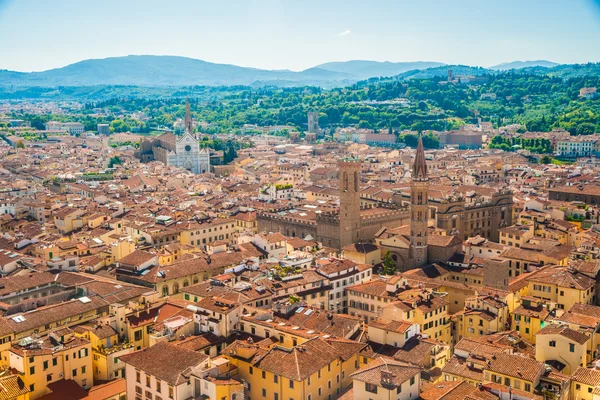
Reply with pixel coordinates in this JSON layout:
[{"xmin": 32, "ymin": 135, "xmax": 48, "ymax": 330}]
[{"xmin": 380, "ymin": 370, "xmax": 396, "ymax": 387}]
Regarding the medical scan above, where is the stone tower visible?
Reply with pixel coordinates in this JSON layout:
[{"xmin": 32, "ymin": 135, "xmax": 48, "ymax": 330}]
[
  {"xmin": 185, "ymin": 99, "xmax": 195, "ymax": 139},
  {"xmin": 308, "ymin": 112, "xmax": 319, "ymax": 133},
  {"xmin": 338, "ymin": 158, "xmax": 362, "ymax": 248},
  {"xmin": 410, "ymin": 135, "xmax": 429, "ymax": 268}
]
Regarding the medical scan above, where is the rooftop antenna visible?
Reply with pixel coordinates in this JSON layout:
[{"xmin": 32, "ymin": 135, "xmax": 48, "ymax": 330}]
[{"xmin": 379, "ymin": 356, "xmax": 390, "ymax": 372}]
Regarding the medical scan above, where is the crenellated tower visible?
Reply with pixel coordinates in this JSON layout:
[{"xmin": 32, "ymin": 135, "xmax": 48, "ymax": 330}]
[
  {"xmin": 410, "ymin": 135, "xmax": 429, "ymax": 268},
  {"xmin": 338, "ymin": 158, "xmax": 362, "ymax": 248}
]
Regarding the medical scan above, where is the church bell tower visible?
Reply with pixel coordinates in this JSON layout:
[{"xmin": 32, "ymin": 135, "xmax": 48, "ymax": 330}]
[
  {"xmin": 184, "ymin": 99, "xmax": 196, "ymax": 140},
  {"xmin": 410, "ymin": 135, "xmax": 429, "ymax": 268}
]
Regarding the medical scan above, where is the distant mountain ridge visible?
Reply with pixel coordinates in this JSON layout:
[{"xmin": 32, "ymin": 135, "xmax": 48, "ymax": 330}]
[
  {"xmin": 488, "ymin": 60, "xmax": 559, "ymax": 70},
  {"xmin": 0, "ymin": 57, "xmax": 446, "ymax": 88},
  {"xmin": 315, "ymin": 60, "xmax": 445, "ymax": 80},
  {"xmin": 0, "ymin": 56, "xmax": 357, "ymax": 88},
  {"xmin": 0, "ymin": 55, "xmax": 597, "ymax": 90}
]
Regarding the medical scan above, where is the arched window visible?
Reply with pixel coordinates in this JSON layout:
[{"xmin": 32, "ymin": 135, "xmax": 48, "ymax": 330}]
[
  {"xmin": 354, "ymin": 171, "xmax": 359, "ymax": 192},
  {"xmin": 172, "ymin": 282, "xmax": 180, "ymax": 294},
  {"xmin": 343, "ymin": 172, "xmax": 349, "ymax": 191},
  {"xmin": 183, "ymin": 280, "xmax": 189, "ymax": 288},
  {"xmin": 192, "ymin": 276, "xmax": 199, "ymax": 284},
  {"xmin": 162, "ymin": 286, "xmax": 169, "ymax": 297}
]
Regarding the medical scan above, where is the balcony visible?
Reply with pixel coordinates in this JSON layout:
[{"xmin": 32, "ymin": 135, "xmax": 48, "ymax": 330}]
[
  {"xmin": 95, "ymin": 342, "xmax": 134, "ymax": 355},
  {"xmin": 149, "ymin": 328, "xmax": 177, "ymax": 342}
]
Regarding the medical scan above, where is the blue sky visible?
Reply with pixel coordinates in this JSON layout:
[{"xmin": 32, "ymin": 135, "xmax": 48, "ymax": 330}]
[{"xmin": 1, "ymin": 0, "xmax": 600, "ymax": 72}]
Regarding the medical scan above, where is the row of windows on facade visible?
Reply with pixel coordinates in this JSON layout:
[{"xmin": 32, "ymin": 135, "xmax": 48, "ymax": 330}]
[
  {"xmin": 135, "ymin": 371, "xmax": 175, "ymax": 398},
  {"xmin": 40, "ymin": 365, "xmax": 87, "ymax": 382},
  {"xmin": 29, "ymin": 347, "xmax": 88, "ymax": 374},
  {"xmin": 548, "ymin": 340, "xmax": 578, "ymax": 352},
  {"xmin": 247, "ymin": 362, "xmax": 347, "ymax": 397},
  {"xmin": 160, "ymin": 278, "xmax": 206, "ymax": 296},
  {"xmin": 531, "ymin": 284, "xmax": 594, "ymax": 297},
  {"xmin": 488, "ymin": 375, "xmax": 532, "ymax": 392},
  {"xmin": 365, "ymin": 377, "xmax": 415, "ymax": 394},
  {"xmin": 448, "ymin": 275, "xmax": 483, "ymax": 285},
  {"xmin": 423, "ymin": 318, "xmax": 448, "ymax": 330},
  {"xmin": 151, "ymin": 226, "xmax": 235, "ymax": 243},
  {"xmin": 191, "ymin": 234, "xmax": 231, "ymax": 246},
  {"xmin": 189, "ymin": 224, "xmax": 236, "ymax": 236},
  {"xmin": 248, "ymin": 388, "xmax": 340, "ymax": 400}
]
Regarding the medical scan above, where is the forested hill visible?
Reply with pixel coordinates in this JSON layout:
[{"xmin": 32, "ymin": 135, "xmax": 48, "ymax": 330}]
[{"xmin": 9, "ymin": 69, "xmax": 600, "ymax": 139}]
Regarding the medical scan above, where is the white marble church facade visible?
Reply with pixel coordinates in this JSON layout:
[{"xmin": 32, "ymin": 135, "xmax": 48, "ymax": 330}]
[{"xmin": 167, "ymin": 132, "xmax": 210, "ymax": 174}]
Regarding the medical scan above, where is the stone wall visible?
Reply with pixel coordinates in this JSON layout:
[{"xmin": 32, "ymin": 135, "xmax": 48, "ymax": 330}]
[
  {"xmin": 257, "ymin": 214, "xmax": 318, "ymax": 240},
  {"xmin": 483, "ymin": 258, "xmax": 511, "ymax": 290},
  {"xmin": 428, "ymin": 242, "xmax": 461, "ymax": 264}
]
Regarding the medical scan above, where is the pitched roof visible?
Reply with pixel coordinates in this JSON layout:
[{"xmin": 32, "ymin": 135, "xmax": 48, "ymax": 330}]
[
  {"xmin": 369, "ymin": 319, "xmax": 414, "ymax": 334},
  {"xmin": 441, "ymin": 355, "xmax": 484, "ymax": 381},
  {"xmin": 39, "ymin": 379, "xmax": 88, "ymax": 400},
  {"xmin": 350, "ymin": 357, "xmax": 420, "ymax": 387},
  {"xmin": 420, "ymin": 380, "xmax": 484, "ymax": 400},
  {"xmin": 84, "ymin": 379, "xmax": 126, "ymax": 400},
  {"xmin": 536, "ymin": 324, "xmax": 589, "ymax": 345},
  {"xmin": 343, "ymin": 243, "xmax": 379, "ymax": 254},
  {"xmin": 227, "ymin": 337, "xmax": 364, "ymax": 381},
  {"xmin": 4, "ymin": 296, "xmax": 109, "ymax": 335},
  {"xmin": 0, "ymin": 374, "xmax": 30, "ymax": 400},
  {"xmin": 119, "ymin": 341, "xmax": 208, "ymax": 386},
  {"xmin": 572, "ymin": 367, "xmax": 600, "ymax": 386},
  {"xmin": 527, "ymin": 265, "xmax": 595, "ymax": 290},
  {"xmin": 486, "ymin": 353, "xmax": 544, "ymax": 382},
  {"xmin": 557, "ymin": 303, "xmax": 600, "ymax": 327}
]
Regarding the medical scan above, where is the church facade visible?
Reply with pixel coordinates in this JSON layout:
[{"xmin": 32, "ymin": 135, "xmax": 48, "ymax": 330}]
[{"xmin": 137, "ymin": 100, "xmax": 210, "ymax": 174}]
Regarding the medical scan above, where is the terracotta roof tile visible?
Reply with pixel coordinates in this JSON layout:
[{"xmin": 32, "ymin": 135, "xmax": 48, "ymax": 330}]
[{"xmin": 119, "ymin": 341, "xmax": 208, "ymax": 385}]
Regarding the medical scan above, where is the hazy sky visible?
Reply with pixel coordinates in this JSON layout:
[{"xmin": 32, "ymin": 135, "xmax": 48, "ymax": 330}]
[{"xmin": 1, "ymin": 0, "xmax": 600, "ymax": 72}]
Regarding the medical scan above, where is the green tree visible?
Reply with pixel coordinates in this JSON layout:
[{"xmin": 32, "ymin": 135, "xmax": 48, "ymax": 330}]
[
  {"xmin": 110, "ymin": 119, "xmax": 131, "ymax": 133},
  {"xmin": 15, "ymin": 140, "xmax": 25, "ymax": 149},
  {"xmin": 383, "ymin": 250, "xmax": 396, "ymax": 275},
  {"xmin": 358, "ymin": 120, "xmax": 371, "ymax": 129},
  {"xmin": 576, "ymin": 122, "xmax": 596, "ymax": 136},
  {"xmin": 539, "ymin": 155, "xmax": 552, "ymax": 164},
  {"xmin": 108, "ymin": 156, "xmax": 122, "ymax": 168},
  {"xmin": 288, "ymin": 294, "xmax": 300, "ymax": 304}
]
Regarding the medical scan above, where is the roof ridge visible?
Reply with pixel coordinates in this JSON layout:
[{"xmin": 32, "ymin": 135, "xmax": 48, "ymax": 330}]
[{"xmin": 293, "ymin": 347, "xmax": 301, "ymax": 381}]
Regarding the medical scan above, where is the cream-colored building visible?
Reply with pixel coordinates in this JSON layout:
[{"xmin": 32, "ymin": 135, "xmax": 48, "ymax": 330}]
[
  {"xmin": 570, "ymin": 367, "xmax": 600, "ymax": 400},
  {"xmin": 535, "ymin": 324, "xmax": 589, "ymax": 375},
  {"xmin": 179, "ymin": 218, "xmax": 237, "ymax": 248},
  {"xmin": 9, "ymin": 329, "xmax": 93, "ymax": 399},
  {"xmin": 350, "ymin": 358, "xmax": 421, "ymax": 400}
]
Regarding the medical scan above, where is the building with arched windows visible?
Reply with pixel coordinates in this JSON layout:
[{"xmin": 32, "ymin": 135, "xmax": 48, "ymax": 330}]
[
  {"xmin": 258, "ymin": 157, "xmax": 411, "ymax": 250},
  {"xmin": 137, "ymin": 100, "xmax": 210, "ymax": 174},
  {"xmin": 259, "ymin": 136, "xmax": 505, "ymax": 270}
]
